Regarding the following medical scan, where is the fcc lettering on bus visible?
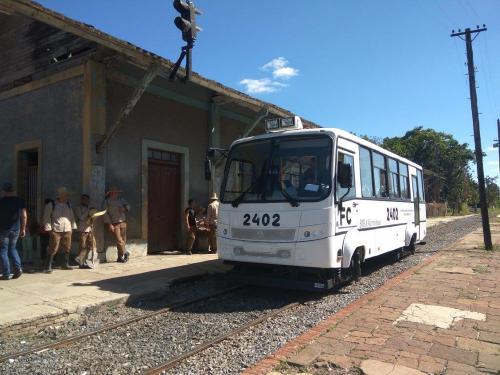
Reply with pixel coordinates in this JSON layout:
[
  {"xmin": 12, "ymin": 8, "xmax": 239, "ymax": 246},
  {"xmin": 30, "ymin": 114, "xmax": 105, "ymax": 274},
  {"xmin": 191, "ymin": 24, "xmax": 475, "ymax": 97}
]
[{"xmin": 243, "ymin": 213, "xmax": 280, "ymax": 227}]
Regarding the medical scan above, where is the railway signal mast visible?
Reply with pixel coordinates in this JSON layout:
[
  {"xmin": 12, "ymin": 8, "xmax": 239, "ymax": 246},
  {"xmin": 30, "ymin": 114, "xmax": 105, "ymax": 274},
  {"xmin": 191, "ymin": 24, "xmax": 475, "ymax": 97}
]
[
  {"xmin": 451, "ymin": 26, "xmax": 492, "ymax": 250},
  {"xmin": 170, "ymin": 0, "xmax": 202, "ymax": 81}
]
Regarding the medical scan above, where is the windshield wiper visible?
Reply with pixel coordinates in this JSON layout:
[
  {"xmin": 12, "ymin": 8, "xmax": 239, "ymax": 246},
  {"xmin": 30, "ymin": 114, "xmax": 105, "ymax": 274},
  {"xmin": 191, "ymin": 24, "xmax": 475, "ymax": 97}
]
[
  {"xmin": 231, "ymin": 179, "xmax": 260, "ymax": 208},
  {"xmin": 280, "ymin": 184, "xmax": 300, "ymax": 207}
]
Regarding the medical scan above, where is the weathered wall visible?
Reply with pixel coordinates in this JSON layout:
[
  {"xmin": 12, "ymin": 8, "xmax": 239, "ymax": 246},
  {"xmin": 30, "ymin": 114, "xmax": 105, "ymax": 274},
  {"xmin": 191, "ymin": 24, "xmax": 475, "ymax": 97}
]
[
  {"xmin": 0, "ymin": 77, "xmax": 84, "ymax": 213},
  {"xmin": 106, "ymin": 80, "xmax": 208, "ymax": 240}
]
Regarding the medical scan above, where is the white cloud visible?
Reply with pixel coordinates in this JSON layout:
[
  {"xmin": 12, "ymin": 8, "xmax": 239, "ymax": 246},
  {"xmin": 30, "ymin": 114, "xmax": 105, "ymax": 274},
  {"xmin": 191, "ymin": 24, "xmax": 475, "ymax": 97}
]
[
  {"xmin": 262, "ymin": 57, "xmax": 299, "ymax": 80},
  {"xmin": 486, "ymin": 160, "xmax": 499, "ymax": 166},
  {"xmin": 239, "ymin": 78, "xmax": 287, "ymax": 94},
  {"xmin": 486, "ymin": 146, "xmax": 497, "ymax": 152},
  {"xmin": 262, "ymin": 57, "xmax": 288, "ymax": 71}
]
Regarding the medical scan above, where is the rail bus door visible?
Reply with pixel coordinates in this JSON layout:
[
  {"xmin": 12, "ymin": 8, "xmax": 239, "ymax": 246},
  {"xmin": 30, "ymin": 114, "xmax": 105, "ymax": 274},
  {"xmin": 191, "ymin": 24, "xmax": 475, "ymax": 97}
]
[
  {"xmin": 336, "ymin": 150, "xmax": 358, "ymax": 232},
  {"xmin": 411, "ymin": 175, "xmax": 421, "ymax": 240}
]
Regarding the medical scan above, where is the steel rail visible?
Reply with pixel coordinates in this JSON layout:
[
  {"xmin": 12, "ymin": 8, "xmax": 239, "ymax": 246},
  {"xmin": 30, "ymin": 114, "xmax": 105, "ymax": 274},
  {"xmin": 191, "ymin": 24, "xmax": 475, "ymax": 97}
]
[
  {"xmin": 0, "ymin": 286, "xmax": 244, "ymax": 363},
  {"xmin": 141, "ymin": 301, "xmax": 301, "ymax": 375}
]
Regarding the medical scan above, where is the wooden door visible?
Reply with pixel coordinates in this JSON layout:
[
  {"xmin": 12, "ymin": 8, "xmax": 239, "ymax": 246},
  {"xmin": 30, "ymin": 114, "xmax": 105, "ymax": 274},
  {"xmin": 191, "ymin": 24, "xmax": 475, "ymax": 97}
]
[{"xmin": 148, "ymin": 150, "xmax": 181, "ymax": 252}]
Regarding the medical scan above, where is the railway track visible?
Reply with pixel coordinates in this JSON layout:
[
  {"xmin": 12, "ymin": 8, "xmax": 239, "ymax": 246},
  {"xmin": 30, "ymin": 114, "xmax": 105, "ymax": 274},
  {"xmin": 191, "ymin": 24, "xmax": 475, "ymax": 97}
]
[
  {"xmin": 142, "ymin": 301, "xmax": 301, "ymax": 375},
  {"xmin": 0, "ymin": 285, "xmax": 244, "ymax": 364}
]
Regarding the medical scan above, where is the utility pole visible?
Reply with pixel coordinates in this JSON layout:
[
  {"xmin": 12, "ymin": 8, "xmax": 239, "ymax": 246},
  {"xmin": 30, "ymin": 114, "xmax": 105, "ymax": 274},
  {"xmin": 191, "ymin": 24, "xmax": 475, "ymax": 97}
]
[{"xmin": 451, "ymin": 26, "xmax": 492, "ymax": 250}]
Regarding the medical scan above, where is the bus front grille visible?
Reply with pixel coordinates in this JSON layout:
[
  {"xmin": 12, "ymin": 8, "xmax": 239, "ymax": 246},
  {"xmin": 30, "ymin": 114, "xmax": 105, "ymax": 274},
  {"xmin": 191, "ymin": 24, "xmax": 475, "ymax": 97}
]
[{"xmin": 231, "ymin": 228, "xmax": 296, "ymax": 241}]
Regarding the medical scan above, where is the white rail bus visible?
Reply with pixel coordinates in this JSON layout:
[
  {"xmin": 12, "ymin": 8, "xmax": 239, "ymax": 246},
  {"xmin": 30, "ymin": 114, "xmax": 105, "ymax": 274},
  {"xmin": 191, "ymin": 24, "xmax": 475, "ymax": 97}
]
[{"xmin": 216, "ymin": 117, "xmax": 426, "ymax": 290}]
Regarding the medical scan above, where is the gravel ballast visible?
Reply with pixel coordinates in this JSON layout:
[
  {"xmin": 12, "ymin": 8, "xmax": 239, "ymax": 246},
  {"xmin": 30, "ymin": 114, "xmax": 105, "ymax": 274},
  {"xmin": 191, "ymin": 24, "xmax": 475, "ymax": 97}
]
[{"xmin": 1, "ymin": 215, "xmax": 481, "ymax": 375}]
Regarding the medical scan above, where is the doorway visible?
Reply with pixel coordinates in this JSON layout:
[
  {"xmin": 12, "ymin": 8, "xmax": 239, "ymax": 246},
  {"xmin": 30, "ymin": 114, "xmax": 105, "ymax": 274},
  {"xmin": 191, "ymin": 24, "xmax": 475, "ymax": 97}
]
[
  {"xmin": 412, "ymin": 175, "xmax": 421, "ymax": 240},
  {"xmin": 17, "ymin": 149, "xmax": 39, "ymax": 221},
  {"xmin": 147, "ymin": 149, "xmax": 181, "ymax": 253}
]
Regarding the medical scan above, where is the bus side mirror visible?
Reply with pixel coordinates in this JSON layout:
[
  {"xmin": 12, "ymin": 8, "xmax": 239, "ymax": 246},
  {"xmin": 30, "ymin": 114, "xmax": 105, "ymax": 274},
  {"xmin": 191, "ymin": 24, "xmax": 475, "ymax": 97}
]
[
  {"xmin": 204, "ymin": 159, "xmax": 212, "ymax": 181},
  {"xmin": 338, "ymin": 163, "xmax": 352, "ymax": 189}
]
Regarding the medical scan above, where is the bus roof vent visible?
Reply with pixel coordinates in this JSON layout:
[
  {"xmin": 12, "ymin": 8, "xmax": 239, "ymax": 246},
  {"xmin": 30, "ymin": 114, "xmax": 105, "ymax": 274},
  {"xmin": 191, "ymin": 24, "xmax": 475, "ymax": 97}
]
[{"xmin": 265, "ymin": 116, "xmax": 303, "ymax": 133}]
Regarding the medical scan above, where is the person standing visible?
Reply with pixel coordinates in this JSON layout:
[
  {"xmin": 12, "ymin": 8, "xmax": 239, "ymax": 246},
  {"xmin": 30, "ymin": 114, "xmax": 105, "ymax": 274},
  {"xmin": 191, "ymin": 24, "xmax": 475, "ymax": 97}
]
[
  {"xmin": 103, "ymin": 187, "xmax": 130, "ymax": 263},
  {"xmin": 37, "ymin": 198, "xmax": 53, "ymax": 263},
  {"xmin": 74, "ymin": 194, "xmax": 92, "ymax": 268},
  {"xmin": 42, "ymin": 187, "xmax": 76, "ymax": 273},
  {"xmin": 184, "ymin": 199, "xmax": 197, "ymax": 255},
  {"xmin": 0, "ymin": 182, "xmax": 27, "ymax": 280},
  {"xmin": 206, "ymin": 193, "xmax": 219, "ymax": 253}
]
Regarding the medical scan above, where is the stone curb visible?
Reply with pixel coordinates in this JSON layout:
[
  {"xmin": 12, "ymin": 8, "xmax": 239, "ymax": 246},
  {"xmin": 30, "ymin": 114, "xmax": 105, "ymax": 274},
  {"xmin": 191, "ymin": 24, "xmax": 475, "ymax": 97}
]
[{"xmin": 241, "ymin": 240, "xmax": 465, "ymax": 375}]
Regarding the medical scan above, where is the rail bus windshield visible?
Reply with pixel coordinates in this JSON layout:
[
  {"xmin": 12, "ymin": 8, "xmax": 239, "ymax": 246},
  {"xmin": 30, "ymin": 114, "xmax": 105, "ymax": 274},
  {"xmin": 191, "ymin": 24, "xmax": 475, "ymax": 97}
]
[{"xmin": 221, "ymin": 135, "xmax": 333, "ymax": 205}]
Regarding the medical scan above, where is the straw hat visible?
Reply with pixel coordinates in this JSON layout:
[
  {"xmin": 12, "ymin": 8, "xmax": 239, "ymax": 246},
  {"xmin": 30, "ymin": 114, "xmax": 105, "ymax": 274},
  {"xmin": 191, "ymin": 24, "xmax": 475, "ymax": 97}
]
[
  {"xmin": 90, "ymin": 209, "xmax": 107, "ymax": 219},
  {"xmin": 106, "ymin": 186, "xmax": 122, "ymax": 195},
  {"xmin": 56, "ymin": 186, "xmax": 72, "ymax": 198},
  {"xmin": 209, "ymin": 192, "xmax": 218, "ymax": 201}
]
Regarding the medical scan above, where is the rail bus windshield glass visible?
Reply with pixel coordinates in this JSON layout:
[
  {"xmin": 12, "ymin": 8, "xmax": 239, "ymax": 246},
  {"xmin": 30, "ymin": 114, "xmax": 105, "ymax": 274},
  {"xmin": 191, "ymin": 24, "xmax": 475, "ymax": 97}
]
[{"xmin": 221, "ymin": 135, "xmax": 333, "ymax": 205}]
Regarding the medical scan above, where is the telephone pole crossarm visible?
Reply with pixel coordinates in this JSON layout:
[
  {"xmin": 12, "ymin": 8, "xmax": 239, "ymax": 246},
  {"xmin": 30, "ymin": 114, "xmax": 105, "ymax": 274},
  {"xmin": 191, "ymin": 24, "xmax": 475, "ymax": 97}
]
[{"xmin": 450, "ymin": 27, "xmax": 487, "ymax": 37}]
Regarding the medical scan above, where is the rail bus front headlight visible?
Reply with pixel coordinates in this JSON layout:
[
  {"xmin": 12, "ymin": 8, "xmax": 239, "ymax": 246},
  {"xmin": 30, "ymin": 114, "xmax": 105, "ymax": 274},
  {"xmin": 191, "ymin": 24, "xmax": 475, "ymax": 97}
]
[
  {"xmin": 300, "ymin": 224, "xmax": 329, "ymax": 241},
  {"xmin": 218, "ymin": 225, "xmax": 230, "ymax": 237}
]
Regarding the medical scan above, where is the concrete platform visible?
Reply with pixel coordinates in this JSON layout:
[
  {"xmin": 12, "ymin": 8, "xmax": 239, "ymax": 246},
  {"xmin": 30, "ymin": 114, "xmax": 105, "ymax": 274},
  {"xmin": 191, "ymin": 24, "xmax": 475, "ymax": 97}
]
[{"xmin": 0, "ymin": 252, "xmax": 230, "ymax": 333}]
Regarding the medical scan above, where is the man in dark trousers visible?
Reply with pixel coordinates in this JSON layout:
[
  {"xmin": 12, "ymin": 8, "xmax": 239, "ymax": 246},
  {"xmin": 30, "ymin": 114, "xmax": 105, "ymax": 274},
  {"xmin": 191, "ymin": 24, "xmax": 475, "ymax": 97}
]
[
  {"xmin": 184, "ymin": 199, "xmax": 197, "ymax": 255},
  {"xmin": 0, "ymin": 182, "xmax": 27, "ymax": 280}
]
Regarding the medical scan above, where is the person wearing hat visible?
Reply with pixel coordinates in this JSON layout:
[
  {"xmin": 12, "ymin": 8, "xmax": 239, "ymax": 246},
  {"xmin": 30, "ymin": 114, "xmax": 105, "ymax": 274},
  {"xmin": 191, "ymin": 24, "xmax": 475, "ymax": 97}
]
[
  {"xmin": 42, "ymin": 186, "xmax": 77, "ymax": 273},
  {"xmin": 0, "ymin": 182, "xmax": 27, "ymax": 280},
  {"xmin": 103, "ymin": 187, "xmax": 130, "ymax": 263},
  {"xmin": 206, "ymin": 193, "xmax": 219, "ymax": 253}
]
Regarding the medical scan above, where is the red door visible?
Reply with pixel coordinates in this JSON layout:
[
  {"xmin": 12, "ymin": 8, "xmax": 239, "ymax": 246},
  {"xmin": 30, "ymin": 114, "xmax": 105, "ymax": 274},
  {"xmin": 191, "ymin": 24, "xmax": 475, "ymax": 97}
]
[{"xmin": 148, "ymin": 150, "xmax": 181, "ymax": 252}]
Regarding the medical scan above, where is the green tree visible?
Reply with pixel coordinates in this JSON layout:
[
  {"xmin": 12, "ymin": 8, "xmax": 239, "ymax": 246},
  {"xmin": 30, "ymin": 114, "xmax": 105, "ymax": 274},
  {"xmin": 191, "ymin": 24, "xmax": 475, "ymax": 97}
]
[
  {"xmin": 485, "ymin": 176, "xmax": 500, "ymax": 208},
  {"xmin": 382, "ymin": 127, "xmax": 475, "ymax": 213}
]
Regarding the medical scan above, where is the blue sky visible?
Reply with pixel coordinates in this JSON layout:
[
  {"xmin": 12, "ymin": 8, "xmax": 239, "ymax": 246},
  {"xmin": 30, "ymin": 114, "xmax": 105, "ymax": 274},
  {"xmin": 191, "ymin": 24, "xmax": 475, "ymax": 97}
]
[{"xmin": 38, "ymin": 0, "xmax": 500, "ymax": 178}]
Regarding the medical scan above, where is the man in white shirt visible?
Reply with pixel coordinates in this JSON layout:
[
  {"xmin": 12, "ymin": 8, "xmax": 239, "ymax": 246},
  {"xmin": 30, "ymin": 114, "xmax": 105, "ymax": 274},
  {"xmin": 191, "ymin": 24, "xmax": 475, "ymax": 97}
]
[
  {"xmin": 206, "ymin": 193, "xmax": 219, "ymax": 253},
  {"xmin": 42, "ymin": 187, "xmax": 76, "ymax": 273}
]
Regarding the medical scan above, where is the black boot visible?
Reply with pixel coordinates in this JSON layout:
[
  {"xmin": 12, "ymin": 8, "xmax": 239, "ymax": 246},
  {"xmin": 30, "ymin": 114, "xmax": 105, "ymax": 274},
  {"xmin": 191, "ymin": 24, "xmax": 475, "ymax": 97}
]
[
  {"xmin": 45, "ymin": 255, "xmax": 55, "ymax": 273},
  {"xmin": 61, "ymin": 253, "xmax": 72, "ymax": 270}
]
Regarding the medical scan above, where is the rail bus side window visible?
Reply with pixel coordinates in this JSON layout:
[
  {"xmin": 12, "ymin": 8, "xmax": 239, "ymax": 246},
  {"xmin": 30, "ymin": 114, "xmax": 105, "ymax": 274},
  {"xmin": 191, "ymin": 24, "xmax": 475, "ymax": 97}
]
[
  {"xmin": 399, "ymin": 163, "xmax": 410, "ymax": 200},
  {"xmin": 360, "ymin": 147, "xmax": 374, "ymax": 197},
  {"xmin": 337, "ymin": 152, "xmax": 355, "ymax": 200},
  {"xmin": 372, "ymin": 151, "xmax": 388, "ymax": 198},
  {"xmin": 417, "ymin": 169, "xmax": 425, "ymax": 203},
  {"xmin": 388, "ymin": 158, "xmax": 400, "ymax": 198}
]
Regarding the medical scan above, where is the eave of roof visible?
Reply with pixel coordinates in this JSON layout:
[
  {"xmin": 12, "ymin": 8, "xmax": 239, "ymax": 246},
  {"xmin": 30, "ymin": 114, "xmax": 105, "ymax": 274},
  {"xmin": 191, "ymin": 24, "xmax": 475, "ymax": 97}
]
[{"xmin": 2, "ymin": 0, "xmax": 321, "ymax": 128}]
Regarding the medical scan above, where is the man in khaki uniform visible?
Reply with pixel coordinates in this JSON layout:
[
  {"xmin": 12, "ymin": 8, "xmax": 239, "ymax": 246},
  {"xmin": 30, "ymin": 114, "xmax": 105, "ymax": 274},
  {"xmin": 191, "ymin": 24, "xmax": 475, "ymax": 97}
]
[
  {"xmin": 74, "ymin": 194, "xmax": 92, "ymax": 268},
  {"xmin": 104, "ymin": 187, "xmax": 130, "ymax": 263},
  {"xmin": 42, "ymin": 187, "xmax": 76, "ymax": 273},
  {"xmin": 206, "ymin": 193, "xmax": 219, "ymax": 253}
]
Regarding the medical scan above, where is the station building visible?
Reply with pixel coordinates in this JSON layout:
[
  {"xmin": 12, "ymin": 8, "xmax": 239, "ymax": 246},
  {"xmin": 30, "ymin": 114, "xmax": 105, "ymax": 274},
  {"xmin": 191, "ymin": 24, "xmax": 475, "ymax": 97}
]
[{"xmin": 0, "ymin": 0, "xmax": 319, "ymax": 260}]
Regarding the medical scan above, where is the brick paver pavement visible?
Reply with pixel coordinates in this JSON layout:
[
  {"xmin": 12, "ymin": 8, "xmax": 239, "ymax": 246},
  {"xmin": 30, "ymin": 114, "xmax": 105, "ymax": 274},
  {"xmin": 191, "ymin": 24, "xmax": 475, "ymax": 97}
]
[{"xmin": 245, "ymin": 222, "xmax": 500, "ymax": 375}]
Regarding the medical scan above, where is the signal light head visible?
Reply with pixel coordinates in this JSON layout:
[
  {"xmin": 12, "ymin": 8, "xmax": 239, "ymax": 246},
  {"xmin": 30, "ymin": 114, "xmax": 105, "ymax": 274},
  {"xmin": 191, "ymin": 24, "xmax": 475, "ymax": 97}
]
[
  {"xmin": 174, "ymin": 16, "xmax": 190, "ymax": 32},
  {"xmin": 173, "ymin": 0, "xmax": 189, "ymax": 15}
]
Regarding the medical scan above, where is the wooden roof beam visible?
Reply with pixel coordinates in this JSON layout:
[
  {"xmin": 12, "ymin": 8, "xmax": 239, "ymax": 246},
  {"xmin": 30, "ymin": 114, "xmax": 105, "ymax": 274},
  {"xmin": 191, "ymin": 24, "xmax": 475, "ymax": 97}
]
[{"xmin": 96, "ymin": 62, "xmax": 162, "ymax": 153}]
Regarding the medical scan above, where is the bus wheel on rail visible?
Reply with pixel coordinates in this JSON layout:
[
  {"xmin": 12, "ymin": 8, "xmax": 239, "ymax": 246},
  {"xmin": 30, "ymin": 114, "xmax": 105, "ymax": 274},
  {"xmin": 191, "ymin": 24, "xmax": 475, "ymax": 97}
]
[
  {"xmin": 409, "ymin": 235, "xmax": 416, "ymax": 255},
  {"xmin": 393, "ymin": 248, "xmax": 403, "ymax": 262},
  {"xmin": 351, "ymin": 251, "xmax": 362, "ymax": 281}
]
